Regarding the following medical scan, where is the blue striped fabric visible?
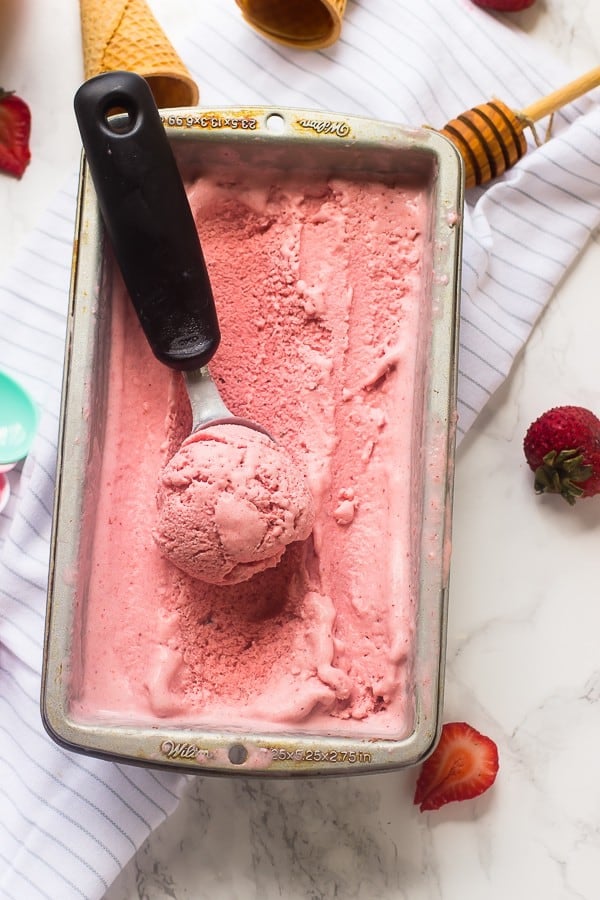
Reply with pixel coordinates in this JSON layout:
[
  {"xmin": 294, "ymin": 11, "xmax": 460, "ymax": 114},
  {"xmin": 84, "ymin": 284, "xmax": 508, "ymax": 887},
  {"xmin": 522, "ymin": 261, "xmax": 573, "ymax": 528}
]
[{"xmin": 1, "ymin": 1, "xmax": 599, "ymax": 896}]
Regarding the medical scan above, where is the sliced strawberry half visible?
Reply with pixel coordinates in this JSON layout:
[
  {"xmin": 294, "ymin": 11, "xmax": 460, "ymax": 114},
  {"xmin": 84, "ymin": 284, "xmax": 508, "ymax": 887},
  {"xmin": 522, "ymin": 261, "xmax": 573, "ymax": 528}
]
[
  {"xmin": 414, "ymin": 722, "xmax": 499, "ymax": 812},
  {"xmin": 0, "ymin": 88, "xmax": 31, "ymax": 179}
]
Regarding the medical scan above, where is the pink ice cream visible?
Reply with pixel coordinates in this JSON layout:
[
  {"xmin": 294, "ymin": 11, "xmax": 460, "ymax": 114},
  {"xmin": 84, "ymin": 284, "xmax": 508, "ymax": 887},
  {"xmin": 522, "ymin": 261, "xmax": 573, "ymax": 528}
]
[
  {"xmin": 72, "ymin": 169, "xmax": 433, "ymax": 739},
  {"xmin": 154, "ymin": 424, "xmax": 314, "ymax": 584}
]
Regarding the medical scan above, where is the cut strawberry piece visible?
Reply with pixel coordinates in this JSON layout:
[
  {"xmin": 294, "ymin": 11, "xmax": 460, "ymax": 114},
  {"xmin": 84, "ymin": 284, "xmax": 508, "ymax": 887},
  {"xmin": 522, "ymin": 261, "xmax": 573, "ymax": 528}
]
[
  {"xmin": 414, "ymin": 722, "xmax": 499, "ymax": 812},
  {"xmin": 0, "ymin": 88, "xmax": 31, "ymax": 179}
]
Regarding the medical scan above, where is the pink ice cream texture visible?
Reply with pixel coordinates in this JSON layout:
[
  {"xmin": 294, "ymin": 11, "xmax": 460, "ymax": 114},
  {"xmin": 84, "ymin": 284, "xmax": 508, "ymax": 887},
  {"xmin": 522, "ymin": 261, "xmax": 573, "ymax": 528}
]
[
  {"xmin": 73, "ymin": 170, "xmax": 434, "ymax": 739},
  {"xmin": 154, "ymin": 423, "xmax": 315, "ymax": 584}
]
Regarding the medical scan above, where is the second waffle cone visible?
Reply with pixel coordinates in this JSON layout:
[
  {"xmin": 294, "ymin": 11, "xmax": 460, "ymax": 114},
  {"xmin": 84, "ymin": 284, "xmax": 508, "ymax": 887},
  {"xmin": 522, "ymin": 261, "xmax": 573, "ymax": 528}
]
[{"xmin": 235, "ymin": 0, "xmax": 347, "ymax": 49}]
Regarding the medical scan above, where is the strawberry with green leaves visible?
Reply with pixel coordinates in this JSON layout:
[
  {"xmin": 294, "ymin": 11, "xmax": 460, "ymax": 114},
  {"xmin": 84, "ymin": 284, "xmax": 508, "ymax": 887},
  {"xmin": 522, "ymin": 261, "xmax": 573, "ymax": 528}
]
[
  {"xmin": 523, "ymin": 405, "xmax": 600, "ymax": 505},
  {"xmin": 414, "ymin": 722, "xmax": 499, "ymax": 812},
  {"xmin": 0, "ymin": 88, "xmax": 31, "ymax": 179}
]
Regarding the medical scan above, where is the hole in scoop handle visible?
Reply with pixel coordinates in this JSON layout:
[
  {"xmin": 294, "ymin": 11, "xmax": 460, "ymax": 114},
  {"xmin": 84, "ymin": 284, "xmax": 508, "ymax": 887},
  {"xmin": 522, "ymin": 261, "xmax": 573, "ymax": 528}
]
[{"xmin": 73, "ymin": 71, "xmax": 220, "ymax": 371}]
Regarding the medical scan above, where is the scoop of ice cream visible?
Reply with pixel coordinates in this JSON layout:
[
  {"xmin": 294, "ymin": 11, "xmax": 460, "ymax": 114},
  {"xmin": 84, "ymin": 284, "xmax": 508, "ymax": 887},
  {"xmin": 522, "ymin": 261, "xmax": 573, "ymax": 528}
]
[{"xmin": 154, "ymin": 424, "xmax": 314, "ymax": 584}]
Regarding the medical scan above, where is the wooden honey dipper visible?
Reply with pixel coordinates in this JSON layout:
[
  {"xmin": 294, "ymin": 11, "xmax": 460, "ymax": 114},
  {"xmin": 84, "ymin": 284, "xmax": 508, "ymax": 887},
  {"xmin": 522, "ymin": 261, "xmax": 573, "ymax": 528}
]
[{"xmin": 440, "ymin": 66, "xmax": 600, "ymax": 189}]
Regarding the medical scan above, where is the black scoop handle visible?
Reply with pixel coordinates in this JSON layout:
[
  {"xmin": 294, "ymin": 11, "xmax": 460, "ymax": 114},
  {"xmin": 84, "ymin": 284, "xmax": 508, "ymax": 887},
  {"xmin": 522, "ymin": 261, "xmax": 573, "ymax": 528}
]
[{"xmin": 73, "ymin": 71, "xmax": 220, "ymax": 371}]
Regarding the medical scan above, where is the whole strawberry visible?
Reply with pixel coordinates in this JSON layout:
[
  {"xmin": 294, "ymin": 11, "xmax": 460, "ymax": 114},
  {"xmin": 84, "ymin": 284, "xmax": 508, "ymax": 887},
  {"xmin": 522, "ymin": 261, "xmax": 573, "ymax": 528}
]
[
  {"xmin": 523, "ymin": 405, "xmax": 600, "ymax": 505},
  {"xmin": 0, "ymin": 88, "xmax": 31, "ymax": 179},
  {"xmin": 471, "ymin": 0, "xmax": 536, "ymax": 10}
]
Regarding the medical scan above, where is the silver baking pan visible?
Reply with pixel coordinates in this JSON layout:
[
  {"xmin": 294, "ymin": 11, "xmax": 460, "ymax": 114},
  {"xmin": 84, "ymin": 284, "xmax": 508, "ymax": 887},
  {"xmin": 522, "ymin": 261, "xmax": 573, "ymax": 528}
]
[{"xmin": 42, "ymin": 102, "xmax": 463, "ymax": 776}]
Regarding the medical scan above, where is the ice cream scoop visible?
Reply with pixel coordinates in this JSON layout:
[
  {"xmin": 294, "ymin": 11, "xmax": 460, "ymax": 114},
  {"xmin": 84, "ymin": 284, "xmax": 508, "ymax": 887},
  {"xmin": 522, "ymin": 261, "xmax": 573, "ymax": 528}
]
[
  {"xmin": 0, "ymin": 369, "xmax": 37, "ymax": 468},
  {"xmin": 73, "ymin": 71, "xmax": 273, "ymax": 434},
  {"xmin": 74, "ymin": 71, "xmax": 220, "ymax": 374},
  {"xmin": 73, "ymin": 71, "xmax": 314, "ymax": 581},
  {"xmin": 154, "ymin": 424, "xmax": 314, "ymax": 584}
]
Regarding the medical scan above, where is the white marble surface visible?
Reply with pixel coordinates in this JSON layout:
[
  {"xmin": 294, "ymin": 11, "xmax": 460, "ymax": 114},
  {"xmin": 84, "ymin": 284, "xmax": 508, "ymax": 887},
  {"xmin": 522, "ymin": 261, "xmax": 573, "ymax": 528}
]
[{"xmin": 2, "ymin": 1, "xmax": 600, "ymax": 898}]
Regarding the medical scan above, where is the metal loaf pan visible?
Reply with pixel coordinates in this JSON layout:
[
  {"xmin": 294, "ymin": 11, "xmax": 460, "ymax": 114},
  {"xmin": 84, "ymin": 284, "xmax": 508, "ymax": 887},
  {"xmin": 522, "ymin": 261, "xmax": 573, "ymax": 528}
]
[{"xmin": 42, "ymin": 107, "xmax": 463, "ymax": 776}]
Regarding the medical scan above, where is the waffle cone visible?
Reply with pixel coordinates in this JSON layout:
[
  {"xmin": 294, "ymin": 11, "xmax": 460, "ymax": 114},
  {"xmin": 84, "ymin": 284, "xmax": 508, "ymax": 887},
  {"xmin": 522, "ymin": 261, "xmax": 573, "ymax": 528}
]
[
  {"xmin": 79, "ymin": 0, "xmax": 198, "ymax": 108},
  {"xmin": 235, "ymin": 0, "xmax": 346, "ymax": 49}
]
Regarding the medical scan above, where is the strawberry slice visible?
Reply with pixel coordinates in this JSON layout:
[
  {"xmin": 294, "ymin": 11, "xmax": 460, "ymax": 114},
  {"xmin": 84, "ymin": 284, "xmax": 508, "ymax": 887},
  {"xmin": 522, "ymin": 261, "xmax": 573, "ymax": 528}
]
[
  {"xmin": 0, "ymin": 88, "xmax": 31, "ymax": 179},
  {"xmin": 414, "ymin": 722, "xmax": 499, "ymax": 812}
]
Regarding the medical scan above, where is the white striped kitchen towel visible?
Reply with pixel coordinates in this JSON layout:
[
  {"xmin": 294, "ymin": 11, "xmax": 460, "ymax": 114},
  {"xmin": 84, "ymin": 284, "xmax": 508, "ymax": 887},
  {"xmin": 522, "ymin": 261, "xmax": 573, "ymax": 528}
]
[
  {"xmin": 1, "ymin": 1, "xmax": 599, "ymax": 898},
  {"xmin": 0, "ymin": 184, "xmax": 192, "ymax": 900}
]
